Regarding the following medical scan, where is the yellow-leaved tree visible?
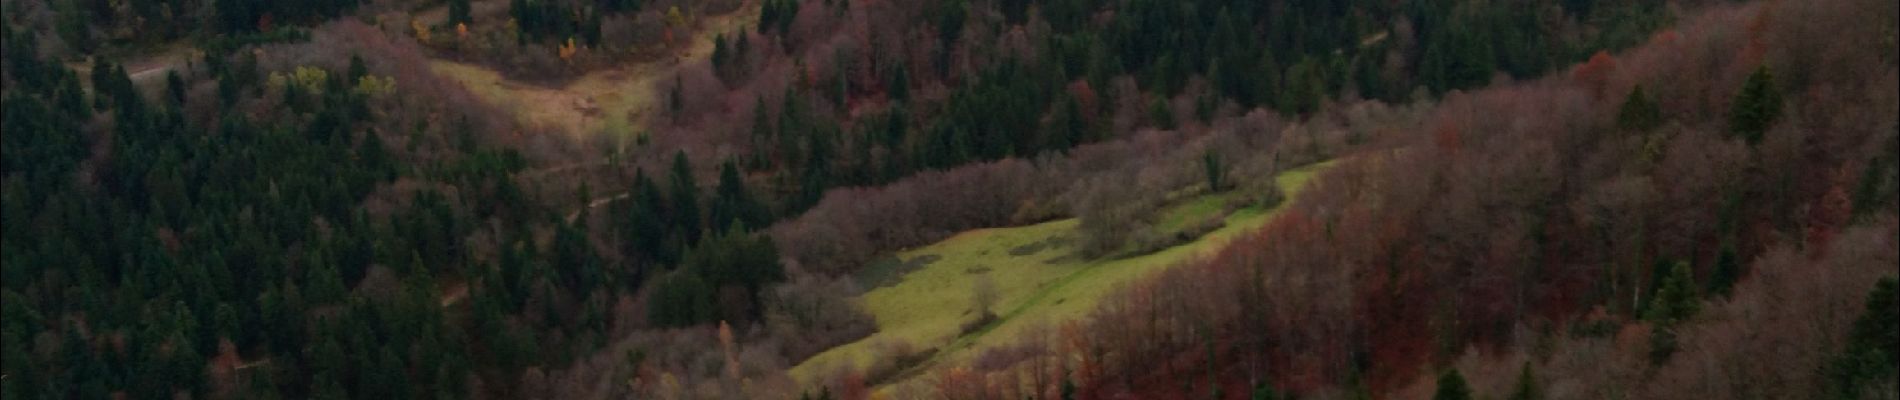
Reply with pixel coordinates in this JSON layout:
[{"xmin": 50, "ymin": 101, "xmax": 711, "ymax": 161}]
[
  {"xmin": 410, "ymin": 18, "xmax": 430, "ymax": 43},
  {"xmin": 559, "ymin": 37, "xmax": 578, "ymax": 62}
]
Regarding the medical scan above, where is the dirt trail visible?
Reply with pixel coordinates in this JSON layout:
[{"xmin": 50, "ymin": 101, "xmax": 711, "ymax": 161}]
[
  {"xmin": 439, "ymin": 282, "xmax": 470, "ymax": 308},
  {"xmin": 68, "ymin": 44, "xmax": 198, "ymax": 90},
  {"xmin": 517, "ymin": 160, "xmax": 614, "ymax": 178},
  {"xmin": 430, "ymin": 4, "xmax": 761, "ymax": 139},
  {"xmin": 565, "ymin": 192, "xmax": 632, "ymax": 223},
  {"xmin": 235, "ymin": 358, "xmax": 272, "ymax": 370}
]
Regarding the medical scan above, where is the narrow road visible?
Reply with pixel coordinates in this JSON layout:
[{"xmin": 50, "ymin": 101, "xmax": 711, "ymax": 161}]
[
  {"xmin": 439, "ymin": 282, "xmax": 470, "ymax": 308},
  {"xmin": 566, "ymin": 192, "xmax": 632, "ymax": 223},
  {"xmin": 235, "ymin": 358, "xmax": 271, "ymax": 371},
  {"xmin": 70, "ymin": 44, "xmax": 196, "ymax": 90},
  {"xmin": 516, "ymin": 160, "xmax": 614, "ymax": 179}
]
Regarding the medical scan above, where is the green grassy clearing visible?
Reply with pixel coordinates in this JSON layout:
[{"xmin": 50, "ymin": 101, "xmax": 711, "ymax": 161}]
[
  {"xmin": 1152, "ymin": 189, "xmax": 1238, "ymax": 235},
  {"xmin": 788, "ymin": 161, "xmax": 1334, "ymax": 388}
]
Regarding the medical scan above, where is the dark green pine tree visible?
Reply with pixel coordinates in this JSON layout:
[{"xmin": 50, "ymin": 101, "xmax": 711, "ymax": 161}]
[
  {"xmin": 166, "ymin": 71, "xmax": 188, "ymax": 106},
  {"xmin": 56, "ymin": 0, "xmax": 95, "ymax": 53},
  {"xmin": 734, "ymin": 31, "xmax": 750, "ymax": 67},
  {"xmin": 1851, "ymin": 152, "xmax": 1896, "ymax": 218},
  {"xmin": 1646, "ymin": 261, "xmax": 1700, "ymax": 363},
  {"xmin": 365, "ymin": 346, "xmax": 409, "ymax": 399},
  {"xmin": 1204, "ymin": 150, "xmax": 1227, "ymax": 192},
  {"xmin": 310, "ymin": 371, "xmax": 349, "ymax": 400},
  {"xmin": 1434, "ymin": 368, "xmax": 1473, "ymax": 400},
  {"xmin": 749, "ymin": 96, "xmax": 774, "ymax": 168},
  {"xmin": 684, "ymin": 226, "xmax": 783, "ymax": 320},
  {"xmin": 933, "ymin": 0, "xmax": 968, "ymax": 78},
  {"xmin": 90, "ymin": 59, "xmax": 116, "ymax": 111},
  {"xmin": 1042, "ymin": 94, "xmax": 1083, "ymax": 151},
  {"xmin": 1728, "ymin": 66, "xmax": 1783, "ymax": 144},
  {"xmin": 306, "ymin": 256, "xmax": 349, "ymax": 306},
  {"xmin": 710, "ymin": 160, "xmax": 769, "ymax": 233},
  {"xmin": 1250, "ymin": 382, "xmax": 1279, "ymax": 400},
  {"xmin": 448, "ymin": 0, "xmax": 472, "ymax": 25},
  {"xmin": 668, "ymin": 151, "xmax": 702, "ymax": 244},
  {"xmin": 552, "ymin": 219, "xmax": 599, "ymax": 291},
  {"xmin": 1280, "ymin": 56, "xmax": 1327, "ymax": 115},
  {"xmin": 758, "ymin": 0, "xmax": 778, "ymax": 34},
  {"xmin": 621, "ymin": 168, "xmax": 673, "ymax": 266},
  {"xmin": 1508, "ymin": 362, "xmax": 1542, "ymax": 400},
  {"xmin": 1149, "ymin": 97, "xmax": 1175, "ymax": 130},
  {"xmin": 1646, "ymin": 261, "xmax": 1701, "ymax": 324},
  {"xmin": 795, "ymin": 124, "xmax": 836, "ymax": 211},
  {"xmin": 1617, "ymin": 84, "xmax": 1663, "ymax": 132},
  {"xmin": 1707, "ymin": 242, "xmax": 1741, "ymax": 297},
  {"xmin": 888, "ymin": 62, "xmax": 910, "ymax": 102},
  {"xmin": 1824, "ymin": 277, "xmax": 1898, "ymax": 400},
  {"xmin": 346, "ymin": 53, "xmax": 370, "ymax": 84},
  {"xmin": 711, "ymin": 34, "xmax": 732, "ymax": 81},
  {"xmin": 669, "ymin": 76, "xmax": 686, "ymax": 125},
  {"xmin": 647, "ymin": 270, "xmax": 715, "ymax": 327}
]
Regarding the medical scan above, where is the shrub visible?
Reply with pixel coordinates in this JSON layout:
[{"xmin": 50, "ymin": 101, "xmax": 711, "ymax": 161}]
[
  {"xmin": 1070, "ymin": 173, "xmax": 1165, "ymax": 258},
  {"xmin": 766, "ymin": 275, "xmax": 878, "ymax": 363}
]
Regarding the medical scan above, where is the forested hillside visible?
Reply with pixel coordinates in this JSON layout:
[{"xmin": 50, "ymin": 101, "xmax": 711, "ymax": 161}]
[
  {"xmin": 917, "ymin": 0, "xmax": 1900, "ymax": 398},
  {"xmin": 1, "ymin": 0, "xmax": 1893, "ymax": 398}
]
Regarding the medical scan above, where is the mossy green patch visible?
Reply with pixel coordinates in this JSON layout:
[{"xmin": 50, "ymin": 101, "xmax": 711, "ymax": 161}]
[
  {"xmin": 789, "ymin": 161, "xmax": 1335, "ymax": 388},
  {"xmin": 1153, "ymin": 190, "xmax": 1238, "ymax": 235}
]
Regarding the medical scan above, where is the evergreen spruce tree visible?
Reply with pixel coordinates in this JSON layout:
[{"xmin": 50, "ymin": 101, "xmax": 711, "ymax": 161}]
[
  {"xmin": 1708, "ymin": 243, "xmax": 1741, "ymax": 297},
  {"xmin": 1617, "ymin": 85, "xmax": 1663, "ymax": 132},
  {"xmin": 712, "ymin": 34, "xmax": 732, "ymax": 80},
  {"xmin": 1851, "ymin": 153, "xmax": 1896, "ymax": 218},
  {"xmin": 1508, "ymin": 362, "xmax": 1542, "ymax": 400},
  {"xmin": 1647, "ymin": 261, "xmax": 1700, "ymax": 363},
  {"xmin": 1434, "ymin": 368, "xmax": 1473, "ymax": 400},
  {"xmin": 448, "ymin": 0, "xmax": 472, "ymax": 25},
  {"xmin": 1204, "ymin": 149, "xmax": 1227, "ymax": 191},
  {"xmin": 1728, "ymin": 66, "xmax": 1783, "ymax": 144},
  {"xmin": 1647, "ymin": 261, "xmax": 1701, "ymax": 324},
  {"xmin": 1251, "ymin": 382, "xmax": 1279, "ymax": 400},
  {"xmin": 1150, "ymin": 98, "xmax": 1175, "ymax": 130},
  {"xmin": 624, "ymin": 169, "xmax": 673, "ymax": 265},
  {"xmin": 710, "ymin": 160, "xmax": 769, "ymax": 233},
  {"xmin": 648, "ymin": 270, "xmax": 715, "ymax": 327},
  {"xmin": 668, "ymin": 151, "xmax": 702, "ymax": 244},
  {"xmin": 1824, "ymin": 277, "xmax": 1898, "ymax": 399},
  {"xmin": 669, "ymin": 76, "xmax": 686, "ymax": 124}
]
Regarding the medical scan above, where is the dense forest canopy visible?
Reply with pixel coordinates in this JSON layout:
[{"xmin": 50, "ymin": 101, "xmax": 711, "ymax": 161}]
[{"xmin": 1, "ymin": 0, "xmax": 1895, "ymax": 398}]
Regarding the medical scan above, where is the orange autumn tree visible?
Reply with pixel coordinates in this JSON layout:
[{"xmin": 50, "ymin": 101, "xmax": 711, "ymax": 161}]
[{"xmin": 559, "ymin": 37, "xmax": 578, "ymax": 61}]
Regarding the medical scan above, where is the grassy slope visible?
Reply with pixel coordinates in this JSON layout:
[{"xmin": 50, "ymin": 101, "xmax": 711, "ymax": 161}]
[
  {"xmin": 789, "ymin": 161, "xmax": 1334, "ymax": 388},
  {"xmin": 427, "ymin": 5, "xmax": 759, "ymax": 140}
]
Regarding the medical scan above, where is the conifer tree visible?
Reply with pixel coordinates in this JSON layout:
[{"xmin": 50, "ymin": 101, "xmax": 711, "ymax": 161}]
[
  {"xmin": 1729, "ymin": 66, "xmax": 1783, "ymax": 144},
  {"xmin": 710, "ymin": 160, "xmax": 769, "ymax": 233},
  {"xmin": 448, "ymin": 0, "xmax": 472, "ymax": 25},
  {"xmin": 1434, "ymin": 368, "xmax": 1473, "ymax": 400},
  {"xmin": 1508, "ymin": 362, "xmax": 1542, "ymax": 400},
  {"xmin": 1646, "ymin": 261, "xmax": 1700, "ymax": 363},
  {"xmin": 1824, "ymin": 277, "xmax": 1898, "ymax": 399},
  {"xmin": 1617, "ymin": 84, "xmax": 1663, "ymax": 132},
  {"xmin": 1708, "ymin": 243, "xmax": 1741, "ymax": 297},
  {"xmin": 668, "ymin": 151, "xmax": 702, "ymax": 244}
]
